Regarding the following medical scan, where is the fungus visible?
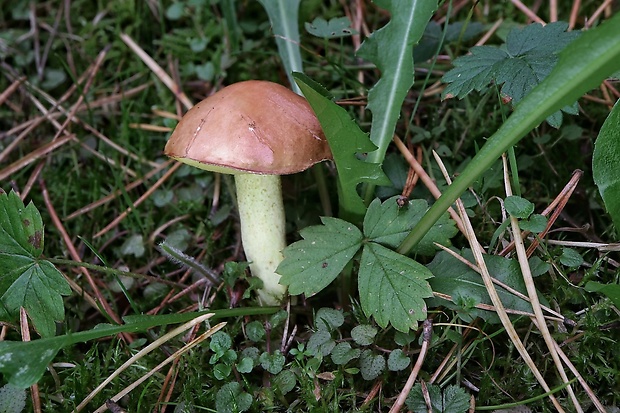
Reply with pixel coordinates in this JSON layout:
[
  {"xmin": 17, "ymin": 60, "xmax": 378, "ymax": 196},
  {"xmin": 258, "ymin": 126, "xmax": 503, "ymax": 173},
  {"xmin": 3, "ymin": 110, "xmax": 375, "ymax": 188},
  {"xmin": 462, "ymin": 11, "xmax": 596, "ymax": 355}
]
[{"xmin": 164, "ymin": 80, "xmax": 331, "ymax": 305}]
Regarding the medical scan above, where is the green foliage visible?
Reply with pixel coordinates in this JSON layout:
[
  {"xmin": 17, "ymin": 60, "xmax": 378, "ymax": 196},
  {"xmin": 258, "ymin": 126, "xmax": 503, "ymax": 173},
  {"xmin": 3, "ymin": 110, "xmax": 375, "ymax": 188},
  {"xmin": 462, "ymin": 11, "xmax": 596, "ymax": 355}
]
[
  {"xmin": 305, "ymin": 17, "xmax": 356, "ymax": 39},
  {"xmin": 215, "ymin": 382, "xmax": 252, "ymax": 413},
  {"xmin": 504, "ymin": 195, "xmax": 535, "ymax": 219},
  {"xmin": 593, "ymin": 99, "xmax": 620, "ymax": 231},
  {"xmin": 280, "ymin": 196, "xmax": 457, "ymax": 331},
  {"xmin": 406, "ymin": 383, "xmax": 470, "ymax": 413},
  {"xmin": 0, "ymin": 384, "xmax": 26, "ymax": 413},
  {"xmin": 0, "ymin": 190, "xmax": 71, "ymax": 338},
  {"xmin": 401, "ymin": 13, "xmax": 620, "ymax": 253},
  {"xmin": 585, "ymin": 281, "xmax": 620, "ymax": 308},
  {"xmin": 294, "ymin": 73, "xmax": 391, "ymax": 222},
  {"xmin": 442, "ymin": 22, "xmax": 580, "ymax": 127},
  {"xmin": 357, "ymin": 0, "xmax": 438, "ymax": 168},
  {"xmin": 426, "ymin": 249, "xmax": 548, "ymax": 323},
  {"xmin": 413, "ymin": 21, "xmax": 485, "ymax": 62}
]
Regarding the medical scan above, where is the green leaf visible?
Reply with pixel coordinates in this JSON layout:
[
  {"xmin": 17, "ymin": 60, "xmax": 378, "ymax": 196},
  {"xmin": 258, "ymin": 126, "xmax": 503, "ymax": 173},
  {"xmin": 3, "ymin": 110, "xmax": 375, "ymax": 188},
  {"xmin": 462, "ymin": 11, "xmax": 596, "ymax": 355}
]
[
  {"xmin": 257, "ymin": 0, "xmax": 302, "ymax": 92},
  {"xmin": 364, "ymin": 196, "xmax": 457, "ymax": 255},
  {"xmin": 259, "ymin": 350, "xmax": 286, "ymax": 374},
  {"xmin": 585, "ymin": 281, "xmax": 620, "ymax": 308},
  {"xmin": 278, "ymin": 217, "xmax": 363, "ymax": 297},
  {"xmin": 315, "ymin": 307, "xmax": 344, "ymax": 331},
  {"xmin": 387, "ymin": 349, "xmax": 410, "ymax": 371},
  {"xmin": 216, "ymin": 382, "xmax": 252, "ymax": 413},
  {"xmin": 0, "ymin": 308, "xmax": 275, "ymax": 388},
  {"xmin": 560, "ymin": 247, "xmax": 583, "ymax": 267},
  {"xmin": 406, "ymin": 383, "xmax": 469, "ymax": 413},
  {"xmin": 350, "ymin": 324, "xmax": 377, "ymax": 346},
  {"xmin": 306, "ymin": 330, "xmax": 335, "ymax": 357},
  {"xmin": 0, "ymin": 190, "xmax": 71, "ymax": 337},
  {"xmin": 413, "ymin": 21, "xmax": 485, "ymax": 62},
  {"xmin": 359, "ymin": 349, "xmax": 385, "ymax": 380},
  {"xmin": 442, "ymin": 22, "xmax": 580, "ymax": 126},
  {"xmin": 294, "ymin": 74, "xmax": 390, "ymax": 222},
  {"xmin": 400, "ymin": 14, "xmax": 620, "ymax": 253},
  {"xmin": 520, "ymin": 214, "xmax": 548, "ymax": 233},
  {"xmin": 426, "ymin": 249, "xmax": 548, "ymax": 323},
  {"xmin": 331, "ymin": 342, "xmax": 361, "ymax": 365},
  {"xmin": 0, "ymin": 384, "xmax": 27, "ymax": 413},
  {"xmin": 593, "ymin": 99, "xmax": 620, "ymax": 231},
  {"xmin": 358, "ymin": 243, "xmax": 433, "ymax": 332},
  {"xmin": 245, "ymin": 321, "xmax": 266, "ymax": 343},
  {"xmin": 273, "ymin": 369, "xmax": 297, "ymax": 395},
  {"xmin": 504, "ymin": 195, "xmax": 534, "ymax": 219},
  {"xmin": 305, "ymin": 17, "xmax": 356, "ymax": 39},
  {"xmin": 358, "ymin": 0, "xmax": 438, "ymax": 168}
]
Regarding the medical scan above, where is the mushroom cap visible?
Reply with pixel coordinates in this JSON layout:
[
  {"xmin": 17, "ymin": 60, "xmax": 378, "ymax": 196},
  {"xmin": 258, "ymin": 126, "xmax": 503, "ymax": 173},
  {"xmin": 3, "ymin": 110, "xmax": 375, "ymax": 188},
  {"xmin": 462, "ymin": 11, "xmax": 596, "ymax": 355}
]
[{"xmin": 164, "ymin": 80, "xmax": 331, "ymax": 175}]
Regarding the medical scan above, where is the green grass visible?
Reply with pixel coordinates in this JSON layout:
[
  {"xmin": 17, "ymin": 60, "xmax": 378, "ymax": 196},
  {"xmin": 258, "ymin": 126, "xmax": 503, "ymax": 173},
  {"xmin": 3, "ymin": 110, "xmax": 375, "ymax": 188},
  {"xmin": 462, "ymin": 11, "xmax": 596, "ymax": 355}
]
[{"xmin": 1, "ymin": 1, "xmax": 620, "ymax": 412}]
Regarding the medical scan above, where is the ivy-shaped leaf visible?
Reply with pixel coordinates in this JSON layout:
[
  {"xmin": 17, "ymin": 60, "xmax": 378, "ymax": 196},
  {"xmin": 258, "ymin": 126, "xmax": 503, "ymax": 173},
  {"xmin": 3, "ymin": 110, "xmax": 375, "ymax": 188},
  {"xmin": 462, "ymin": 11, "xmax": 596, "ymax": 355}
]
[
  {"xmin": 442, "ymin": 22, "xmax": 581, "ymax": 127},
  {"xmin": 406, "ymin": 383, "xmax": 469, "ymax": 413},
  {"xmin": 294, "ymin": 73, "xmax": 390, "ymax": 223},
  {"xmin": 364, "ymin": 196, "xmax": 458, "ymax": 255},
  {"xmin": 358, "ymin": 243, "xmax": 433, "ymax": 332},
  {"xmin": 593, "ymin": 99, "xmax": 620, "ymax": 230},
  {"xmin": 277, "ymin": 217, "xmax": 363, "ymax": 296},
  {"xmin": 357, "ymin": 0, "xmax": 439, "ymax": 166},
  {"xmin": 305, "ymin": 17, "xmax": 356, "ymax": 39},
  {"xmin": 0, "ymin": 190, "xmax": 71, "ymax": 337}
]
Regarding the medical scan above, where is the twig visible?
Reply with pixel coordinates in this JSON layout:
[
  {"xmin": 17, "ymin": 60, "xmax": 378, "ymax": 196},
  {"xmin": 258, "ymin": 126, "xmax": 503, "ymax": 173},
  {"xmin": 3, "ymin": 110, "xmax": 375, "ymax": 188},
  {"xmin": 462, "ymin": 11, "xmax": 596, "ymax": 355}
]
[
  {"xmin": 120, "ymin": 33, "xmax": 193, "ymax": 110},
  {"xmin": 389, "ymin": 319, "xmax": 433, "ymax": 413},
  {"xmin": 434, "ymin": 153, "xmax": 564, "ymax": 411},
  {"xmin": 502, "ymin": 155, "xmax": 582, "ymax": 412},
  {"xmin": 511, "ymin": 0, "xmax": 546, "ymax": 24},
  {"xmin": 93, "ymin": 162, "xmax": 182, "ymax": 238},
  {"xmin": 40, "ymin": 180, "xmax": 123, "ymax": 326}
]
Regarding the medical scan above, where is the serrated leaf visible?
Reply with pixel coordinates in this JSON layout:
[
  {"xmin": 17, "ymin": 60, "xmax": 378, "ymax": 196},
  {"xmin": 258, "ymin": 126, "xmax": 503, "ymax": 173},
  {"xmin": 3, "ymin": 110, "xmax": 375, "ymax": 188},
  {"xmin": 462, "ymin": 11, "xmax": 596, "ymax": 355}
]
[
  {"xmin": 364, "ymin": 196, "xmax": 457, "ymax": 255},
  {"xmin": 406, "ymin": 383, "xmax": 469, "ymax": 413},
  {"xmin": 305, "ymin": 17, "xmax": 356, "ymax": 39},
  {"xmin": 413, "ymin": 21, "xmax": 485, "ymax": 62},
  {"xmin": 357, "ymin": 0, "xmax": 438, "ymax": 166},
  {"xmin": 387, "ymin": 349, "xmax": 410, "ymax": 371},
  {"xmin": 401, "ymin": 14, "xmax": 620, "ymax": 253},
  {"xmin": 294, "ymin": 74, "xmax": 390, "ymax": 223},
  {"xmin": 0, "ymin": 190, "xmax": 71, "ymax": 337},
  {"xmin": 359, "ymin": 349, "xmax": 385, "ymax": 380},
  {"xmin": 593, "ymin": 99, "xmax": 620, "ymax": 230},
  {"xmin": 426, "ymin": 249, "xmax": 549, "ymax": 323},
  {"xmin": 278, "ymin": 217, "xmax": 363, "ymax": 296},
  {"xmin": 442, "ymin": 22, "xmax": 580, "ymax": 127},
  {"xmin": 358, "ymin": 243, "xmax": 433, "ymax": 332}
]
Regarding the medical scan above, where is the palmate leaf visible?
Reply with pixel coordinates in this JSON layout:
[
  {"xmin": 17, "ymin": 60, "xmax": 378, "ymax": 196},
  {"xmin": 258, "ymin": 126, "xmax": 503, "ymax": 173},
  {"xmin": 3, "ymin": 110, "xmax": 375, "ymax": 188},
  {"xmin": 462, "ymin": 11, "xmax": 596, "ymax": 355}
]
[
  {"xmin": 359, "ymin": 243, "xmax": 433, "ymax": 332},
  {"xmin": 364, "ymin": 196, "xmax": 457, "ymax": 255},
  {"xmin": 294, "ymin": 73, "xmax": 390, "ymax": 223},
  {"xmin": 442, "ymin": 22, "xmax": 580, "ymax": 127},
  {"xmin": 277, "ymin": 217, "xmax": 363, "ymax": 297},
  {"xmin": 0, "ymin": 190, "xmax": 71, "ymax": 337},
  {"xmin": 592, "ymin": 98, "xmax": 620, "ymax": 231}
]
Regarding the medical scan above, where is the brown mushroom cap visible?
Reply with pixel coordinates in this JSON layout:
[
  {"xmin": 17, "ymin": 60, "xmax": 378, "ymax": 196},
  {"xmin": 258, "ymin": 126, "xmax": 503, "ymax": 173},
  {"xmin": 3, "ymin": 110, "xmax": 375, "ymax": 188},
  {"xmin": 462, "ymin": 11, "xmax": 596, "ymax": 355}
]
[{"xmin": 164, "ymin": 80, "xmax": 331, "ymax": 175}]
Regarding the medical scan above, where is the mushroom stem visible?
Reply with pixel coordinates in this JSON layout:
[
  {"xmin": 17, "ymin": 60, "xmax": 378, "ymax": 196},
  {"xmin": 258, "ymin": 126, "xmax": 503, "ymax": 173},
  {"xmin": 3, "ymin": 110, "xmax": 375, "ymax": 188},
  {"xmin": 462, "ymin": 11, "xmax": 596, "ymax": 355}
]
[{"xmin": 234, "ymin": 173, "xmax": 287, "ymax": 305}]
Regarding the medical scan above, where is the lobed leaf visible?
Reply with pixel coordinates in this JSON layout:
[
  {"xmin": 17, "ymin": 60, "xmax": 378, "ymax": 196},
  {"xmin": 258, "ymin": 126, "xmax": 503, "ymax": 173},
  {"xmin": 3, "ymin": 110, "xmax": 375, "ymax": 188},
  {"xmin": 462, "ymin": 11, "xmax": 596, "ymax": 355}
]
[
  {"xmin": 277, "ymin": 217, "xmax": 363, "ymax": 296},
  {"xmin": 305, "ymin": 17, "xmax": 356, "ymax": 39},
  {"xmin": 0, "ymin": 190, "xmax": 71, "ymax": 337},
  {"xmin": 294, "ymin": 73, "xmax": 390, "ymax": 223},
  {"xmin": 364, "ymin": 196, "xmax": 457, "ymax": 255},
  {"xmin": 358, "ymin": 243, "xmax": 433, "ymax": 332},
  {"xmin": 442, "ymin": 22, "xmax": 581, "ymax": 127}
]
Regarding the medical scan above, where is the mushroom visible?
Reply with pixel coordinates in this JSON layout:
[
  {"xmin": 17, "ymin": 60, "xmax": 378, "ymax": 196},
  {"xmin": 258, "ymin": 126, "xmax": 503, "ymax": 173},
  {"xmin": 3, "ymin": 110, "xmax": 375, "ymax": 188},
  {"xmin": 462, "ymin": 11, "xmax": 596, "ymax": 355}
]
[{"xmin": 164, "ymin": 80, "xmax": 331, "ymax": 305}]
